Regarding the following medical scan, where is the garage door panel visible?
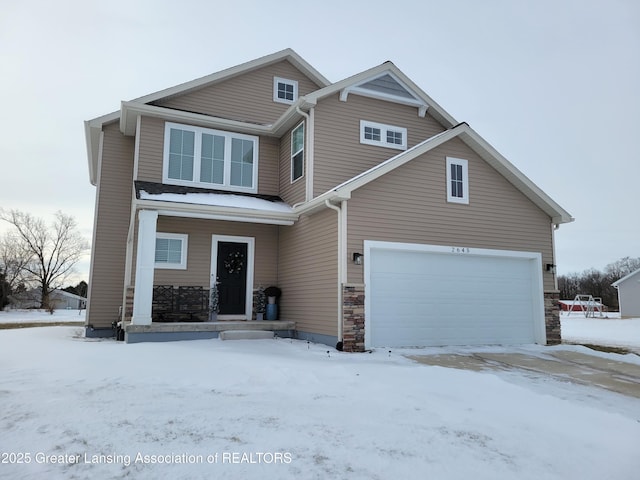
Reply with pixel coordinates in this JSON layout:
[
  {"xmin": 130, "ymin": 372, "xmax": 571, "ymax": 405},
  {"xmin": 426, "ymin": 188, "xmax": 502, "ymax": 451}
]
[{"xmin": 366, "ymin": 243, "xmax": 543, "ymax": 348}]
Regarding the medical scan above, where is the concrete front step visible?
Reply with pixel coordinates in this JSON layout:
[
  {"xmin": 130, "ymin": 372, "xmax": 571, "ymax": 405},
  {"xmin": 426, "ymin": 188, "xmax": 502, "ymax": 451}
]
[{"xmin": 219, "ymin": 330, "xmax": 275, "ymax": 341}]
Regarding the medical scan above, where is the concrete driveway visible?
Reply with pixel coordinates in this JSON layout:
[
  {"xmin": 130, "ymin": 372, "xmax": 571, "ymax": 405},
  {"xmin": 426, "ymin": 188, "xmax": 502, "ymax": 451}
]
[{"xmin": 409, "ymin": 349, "xmax": 640, "ymax": 399}]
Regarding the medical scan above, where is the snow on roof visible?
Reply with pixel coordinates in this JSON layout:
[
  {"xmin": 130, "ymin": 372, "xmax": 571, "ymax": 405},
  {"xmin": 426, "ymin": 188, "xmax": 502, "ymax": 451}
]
[{"xmin": 139, "ymin": 190, "xmax": 293, "ymax": 213}]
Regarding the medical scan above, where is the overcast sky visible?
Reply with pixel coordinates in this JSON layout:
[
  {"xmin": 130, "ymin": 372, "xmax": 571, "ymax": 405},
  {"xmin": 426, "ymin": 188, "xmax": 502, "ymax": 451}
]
[{"xmin": 1, "ymin": 0, "xmax": 638, "ymax": 282}]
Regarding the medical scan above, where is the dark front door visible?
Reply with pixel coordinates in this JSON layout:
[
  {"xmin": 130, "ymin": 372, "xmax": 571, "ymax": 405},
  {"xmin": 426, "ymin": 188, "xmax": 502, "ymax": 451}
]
[{"xmin": 216, "ymin": 241, "xmax": 248, "ymax": 315}]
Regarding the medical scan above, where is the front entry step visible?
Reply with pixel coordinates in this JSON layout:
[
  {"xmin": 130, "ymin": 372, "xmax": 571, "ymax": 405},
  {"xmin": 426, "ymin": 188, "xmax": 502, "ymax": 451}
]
[{"xmin": 219, "ymin": 330, "xmax": 275, "ymax": 341}]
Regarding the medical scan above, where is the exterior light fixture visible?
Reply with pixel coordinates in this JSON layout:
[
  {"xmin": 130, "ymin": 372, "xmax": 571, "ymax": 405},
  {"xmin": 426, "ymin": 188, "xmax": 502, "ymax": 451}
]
[
  {"xmin": 546, "ymin": 264, "xmax": 556, "ymax": 274},
  {"xmin": 353, "ymin": 253, "xmax": 363, "ymax": 265}
]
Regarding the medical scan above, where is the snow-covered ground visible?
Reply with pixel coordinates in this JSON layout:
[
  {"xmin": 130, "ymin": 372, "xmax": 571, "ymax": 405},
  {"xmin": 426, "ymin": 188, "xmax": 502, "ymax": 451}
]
[
  {"xmin": 0, "ymin": 310, "xmax": 639, "ymax": 479},
  {"xmin": 561, "ymin": 311, "xmax": 640, "ymax": 353},
  {"xmin": 0, "ymin": 308, "xmax": 85, "ymax": 324}
]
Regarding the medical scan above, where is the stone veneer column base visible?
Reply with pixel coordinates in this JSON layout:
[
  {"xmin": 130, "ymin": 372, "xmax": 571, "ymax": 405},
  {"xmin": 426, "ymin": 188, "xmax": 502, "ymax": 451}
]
[
  {"xmin": 124, "ymin": 286, "xmax": 134, "ymax": 323},
  {"xmin": 342, "ymin": 283, "xmax": 365, "ymax": 352},
  {"xmin": 544, "ymin": 290, "xmax": 561, "ymax": 345}
]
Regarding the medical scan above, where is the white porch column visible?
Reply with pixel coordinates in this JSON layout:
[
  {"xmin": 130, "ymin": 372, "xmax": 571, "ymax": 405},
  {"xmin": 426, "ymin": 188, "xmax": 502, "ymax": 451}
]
[{"xmin": 131, "ymin": 210, "xmax": 158, "ymax": 325}]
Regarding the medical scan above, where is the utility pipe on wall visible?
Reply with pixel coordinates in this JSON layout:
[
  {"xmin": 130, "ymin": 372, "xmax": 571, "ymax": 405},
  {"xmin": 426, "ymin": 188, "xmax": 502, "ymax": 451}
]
[{"xmin": 325, "ymin": 200, "xmax": 344, "ymax": 344}]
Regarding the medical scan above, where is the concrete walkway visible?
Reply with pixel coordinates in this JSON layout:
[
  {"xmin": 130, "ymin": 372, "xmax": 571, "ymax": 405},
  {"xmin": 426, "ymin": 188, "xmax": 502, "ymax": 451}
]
[{"xmin": 409, "ymin": 350, "xmax": 640, "ymax": 399}]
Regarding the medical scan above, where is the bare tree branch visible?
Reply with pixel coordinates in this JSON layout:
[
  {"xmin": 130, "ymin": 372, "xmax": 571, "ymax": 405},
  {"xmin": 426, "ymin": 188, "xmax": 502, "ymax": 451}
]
[{"xmin": 0, "ymin": 209, "xmax": 89, "ymax": 309}]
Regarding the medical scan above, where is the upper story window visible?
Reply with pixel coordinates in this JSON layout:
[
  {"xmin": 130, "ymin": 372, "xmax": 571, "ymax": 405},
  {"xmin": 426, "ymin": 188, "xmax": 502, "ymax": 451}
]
[
  {"xmin": 446, "ymin": 157, "xmax": 469, "ymax": 204},
  {"xmin": 291, "ymin": 122, "xmax": 304, "ymax": 183},
  {"xmin": 163, "ymin": 122, "xmax": 258, "ymax": 193},
  {"xmin": 360, "ymin": 120, "xmax": 407, "ymax": 150},
  {"xmin": 155, "ymin": 233, "xmax": 188, "ymax": 269},
  {"xmin": 273, "ymin": 77, "xmax": 298, "ymax": 104}
]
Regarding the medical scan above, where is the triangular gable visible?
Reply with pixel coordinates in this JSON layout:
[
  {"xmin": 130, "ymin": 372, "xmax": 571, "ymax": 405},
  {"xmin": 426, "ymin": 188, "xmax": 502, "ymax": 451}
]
[
  {"xmin": 302, "ymin": 123, "xmax": 573, "ymax": 225},
  {"xmin": 305, "ymin": 62, "xmax": 457, "ymax": 127},
  {"xmin": 135, "ymin": 48, "xmax": 330, "ymax": 105}
]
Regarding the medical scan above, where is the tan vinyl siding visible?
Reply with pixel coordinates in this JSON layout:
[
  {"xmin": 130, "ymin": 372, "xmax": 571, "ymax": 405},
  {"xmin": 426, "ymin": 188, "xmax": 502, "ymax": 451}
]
[
  {"xmin": 86, "ymin": 122, "xmax": 134, "ymax": 329},
  {"xmin": 278, "ymin": 121, "xmax": 306, "ymax": 205},
  {"xmin": 131, "ymin": 216, "xmax": 278, "ymax": 289},
  {"xmin": 136, "ymin": 116, "xmax": 164, "ymax": 182},
  {"xmin": 278, "ymin": 209, "xmax": 338, "ymax": 337},
  {"xmin": 136, "ymin": 116, "xmax": 280, "ymax": 196},
  {"xmin": 152, "ymin": 60, "xmax": 320, "ymax": 125},
  {"xmin": 313, "ymin": 93, "xmax": 446, "ymax": 195},
  {"xmin": 346, "ymin": 137, "xmax": 556, "ymax": 291}
]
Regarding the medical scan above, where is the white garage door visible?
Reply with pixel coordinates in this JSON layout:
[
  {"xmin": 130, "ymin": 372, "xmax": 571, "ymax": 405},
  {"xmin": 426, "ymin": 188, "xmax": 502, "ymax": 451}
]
[{"xmin": 365, "ymin": 241, "xmax": 545, "ymax": 348}]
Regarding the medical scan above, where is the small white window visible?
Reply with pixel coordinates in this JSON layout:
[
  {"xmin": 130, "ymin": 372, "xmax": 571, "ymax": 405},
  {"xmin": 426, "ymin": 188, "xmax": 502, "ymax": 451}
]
[
  {"xmin": 446, "ymin": 157, "xmax": 469, "ymax": 204},
  {"xmin": 360, "ymin": 120, "xmax": 407, "ymax": 150},
  {"xmin": 274, "ymin": 77, "xmax": 298, "ymax": 104},
  {"xmin": 291, "ymin": 122, "xmax": 304, "ymax": 182},
  {"xmin": 155, "ymin": 233, "xmax": 188, "ymax": 269}
]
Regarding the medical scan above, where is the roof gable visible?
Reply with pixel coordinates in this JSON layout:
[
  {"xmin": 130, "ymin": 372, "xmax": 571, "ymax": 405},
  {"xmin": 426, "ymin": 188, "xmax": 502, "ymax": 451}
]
[
  {"xmin": 612, "ymin": 268, "xmax": 640, "ymax": 287},
  {"xmin": 301, "ymin": 123, "xmax": 573, "ymax": 225},
  {"xmin": 305, "ymin": 62, "xmax": 457, "ymax": 128}
]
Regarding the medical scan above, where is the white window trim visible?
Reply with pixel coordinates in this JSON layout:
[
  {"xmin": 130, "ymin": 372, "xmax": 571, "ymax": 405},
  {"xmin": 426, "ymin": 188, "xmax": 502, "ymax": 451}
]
[
  {"xmin": 155, "ymin": 232, "xmax": 188, "ymax": 270},
  {"xmin": 273, "ymin": 77, "xmax": 298, "ymax": 104},
  {"xmin": 446, "ymin": 157, "xmax": 469, "ymax": 204},
  {"xmin": 290, "ymin": 122, "xmax": 304, "ymax": 183},
  {"xmin": 162, "ymin": 122, "xmax": 259, "ymax": 193},
  {"xmin": 359, "ymin": 120, "xmax": 407, "ymax": 150}
]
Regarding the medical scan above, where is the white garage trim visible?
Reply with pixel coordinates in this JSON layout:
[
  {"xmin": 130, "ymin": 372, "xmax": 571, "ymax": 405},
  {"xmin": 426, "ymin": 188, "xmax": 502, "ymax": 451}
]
[{"xmin": 363, "ymin": 241, "xmax": 545, "ymax": 349}]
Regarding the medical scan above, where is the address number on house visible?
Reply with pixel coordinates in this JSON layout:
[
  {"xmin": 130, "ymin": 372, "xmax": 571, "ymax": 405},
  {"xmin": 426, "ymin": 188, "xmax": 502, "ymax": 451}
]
[{"xmin": 450, "ymin": 246, "xmax": 471, "ymax": 253}]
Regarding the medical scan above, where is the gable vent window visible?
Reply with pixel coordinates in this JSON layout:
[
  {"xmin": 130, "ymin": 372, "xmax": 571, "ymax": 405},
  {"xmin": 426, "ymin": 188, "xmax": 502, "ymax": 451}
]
[
  {"xmin": 446, "ymin": 157, "xmax": 469, "ymax": 204},
  {"xmin": 274, "ymin": 77, "xmax": 298, "ymax": 104},
  {"xmin": 360, "ymin": 120, "xmax": 407, "ymax": 150}
]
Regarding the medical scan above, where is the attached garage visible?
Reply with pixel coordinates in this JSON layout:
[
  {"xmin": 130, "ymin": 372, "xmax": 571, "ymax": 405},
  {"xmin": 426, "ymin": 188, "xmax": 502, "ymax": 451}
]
[{"xmin": 364, "ymin": 241, "xmax": 546, "ymax": 348}]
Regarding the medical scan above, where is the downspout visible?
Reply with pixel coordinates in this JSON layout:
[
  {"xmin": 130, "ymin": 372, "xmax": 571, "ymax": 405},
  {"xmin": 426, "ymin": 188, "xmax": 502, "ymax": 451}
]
[
  {"xmin": 551, "ymin": 223, "xmax": 560, "ymax": 291},
  {"xmin": 325, "ymin": 200, "xmax": 344, "ymax": 346},
  {"xmin": 295, "ymin": 106, "xmax": 313, "ymax": 202}
]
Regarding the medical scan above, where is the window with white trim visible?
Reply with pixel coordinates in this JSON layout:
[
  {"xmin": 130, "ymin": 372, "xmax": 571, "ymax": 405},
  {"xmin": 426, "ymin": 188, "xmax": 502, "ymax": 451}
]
[
  {"xmin": 155, "ymin": 233, "xmax": 188, "ymax": 269},
  {"xmin": 163, "ymin": 122, "xmax": 258, "ymax": 193},
  {"xmin": 273, "ymin": 77, "xmax": 298, "ymax": 104},
  {"xmin": 446, "ymin": 157, "xmax": 469, "ymax": 204},
  {"xmin": 291, "ymin": 122, "xmax": 304, "ymax": 182},
  {"xmin": 360, "ymin": 120, "xmax": 407, "ymax": 150}
]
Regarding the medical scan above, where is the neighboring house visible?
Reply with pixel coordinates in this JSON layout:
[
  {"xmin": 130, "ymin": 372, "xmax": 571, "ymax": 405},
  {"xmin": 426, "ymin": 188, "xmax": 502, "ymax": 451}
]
[
  {"xmin": 612, "ymin": 268, "xmax": 640, "ymax": 318},
  {"xmin": 10, "ymin": 289, "xmax": 86, "ymax": 310},
  {"xmin": 559, "ymin": 299, "xmax": 605, "ymax": 312},
  {"xmin": 84, "ymin": 49, "xmax": 573, "ymax": 350}
]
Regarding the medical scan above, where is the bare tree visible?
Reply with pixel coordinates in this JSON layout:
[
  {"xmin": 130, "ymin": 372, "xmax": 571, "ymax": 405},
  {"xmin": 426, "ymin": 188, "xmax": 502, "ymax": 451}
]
[
  {"xmin": 0, "ymin": 231, "xmax": 32, "ymax": 290},
  {"xmin": 0, "ymin": 209, "xmax": 89, "ymax": 309}
]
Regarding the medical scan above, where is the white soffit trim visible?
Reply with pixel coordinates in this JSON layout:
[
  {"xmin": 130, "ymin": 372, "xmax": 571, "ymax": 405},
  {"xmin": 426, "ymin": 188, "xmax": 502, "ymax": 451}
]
[{"xmin": 135, "ymin": 199, "xmax": 297, "ymax": 226}]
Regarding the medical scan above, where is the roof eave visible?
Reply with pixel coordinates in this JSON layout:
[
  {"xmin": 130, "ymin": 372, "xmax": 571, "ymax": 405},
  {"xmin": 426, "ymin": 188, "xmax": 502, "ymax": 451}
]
[{"xmin": 135, "ymin": 198, "xmax": 298, "ymax": 226}]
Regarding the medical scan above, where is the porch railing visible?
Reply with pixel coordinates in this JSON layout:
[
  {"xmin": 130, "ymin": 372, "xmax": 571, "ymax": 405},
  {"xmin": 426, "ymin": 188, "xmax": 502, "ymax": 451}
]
[{"xmin": 152, "ymin": 285, "xmax": 209, "ymax": 322}]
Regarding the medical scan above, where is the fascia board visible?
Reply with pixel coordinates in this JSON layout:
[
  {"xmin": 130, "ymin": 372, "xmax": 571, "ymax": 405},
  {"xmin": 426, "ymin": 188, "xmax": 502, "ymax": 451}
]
[
  {"xmin": 131, "ymin": 49, "xmax": 330, "ymax": 106},
  {"xmin": 85, "ymin": 111, "xmax": 120, "ymax": 185},
  {"xmin": 458, "ymin": 127, "xmax": 574, "ymax": 225},
  {"xmin": 120, "ymin": 102, "xmax": 274, "ymax": 137},
  {"xmin": 306, "ymin": 62, "xmax": 457, "ymax": 127},
  {"xmin": 612, "ymin": 268, "xmax": 640, "ymax": 287},
  {"xmin": 135, "ymin": 199, "xmax": 298, "ymax": 225}
]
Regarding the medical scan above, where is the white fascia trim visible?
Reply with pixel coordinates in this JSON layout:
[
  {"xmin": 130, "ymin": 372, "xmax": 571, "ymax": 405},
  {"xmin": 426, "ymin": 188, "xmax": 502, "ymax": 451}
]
[
  {"xmin": 307, "ymin": 62, "xmax": 457, "ymax": 127},
  {"xmin": 458, "ymin": 127, "xmax": 574, "ymax": 224},
  {"xmin": 85, "ymin": 112, "xmax": 120, "ymax": 185},
  {"xmin": 136, "ymin": 199, "xmax": 297, "ymax": 225},
  {"xmin": 121, "ymin": 101, "xmax": 273, "ymax": 137},
  {"xmin": 611, "ymin": 267, "xmax": 640, "ymax": 287},
  {"xmin": 131, "ymin": 49, "xmax": 330, "ymax": 106}
]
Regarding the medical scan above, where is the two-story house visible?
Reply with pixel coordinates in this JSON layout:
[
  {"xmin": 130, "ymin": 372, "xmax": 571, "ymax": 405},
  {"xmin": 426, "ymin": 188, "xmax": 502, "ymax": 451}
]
[{"xmin": 84, "ymin": 49, "xmax": 573, "ymax": 351}]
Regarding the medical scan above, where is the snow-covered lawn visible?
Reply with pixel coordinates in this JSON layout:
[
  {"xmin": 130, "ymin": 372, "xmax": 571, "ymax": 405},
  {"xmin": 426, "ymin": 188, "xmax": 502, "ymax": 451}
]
[
  {"xmin": 0, "ymin": 311, "xmax": 639, "ymax": 479},
  {"xmin": 0, "ymin": 308, "xmax": 85, "ymax": 325},
  {"xmin": 561, "ymin": 311, "xmax": 640, "ymax": 353}
]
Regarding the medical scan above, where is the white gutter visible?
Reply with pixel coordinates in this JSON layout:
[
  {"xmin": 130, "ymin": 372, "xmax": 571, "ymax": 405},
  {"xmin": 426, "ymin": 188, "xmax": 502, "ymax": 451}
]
[{"xmin": 325, "ymin": 199, "xmax": 345, "ymax": 343}]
